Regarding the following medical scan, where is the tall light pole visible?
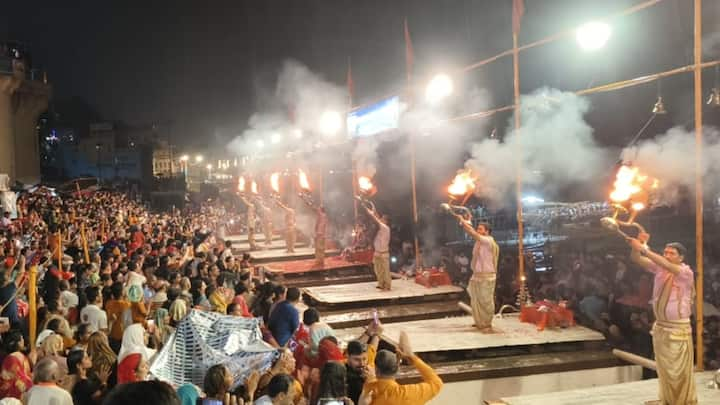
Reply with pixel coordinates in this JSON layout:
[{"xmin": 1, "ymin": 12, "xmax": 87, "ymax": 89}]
[
  {"xmin": 179, "ymin": 155, "xmax": 189, "ymax": 188},
  {"xmin": 95, "ymin": 143, "xmax": 102, "ymax": 186}
]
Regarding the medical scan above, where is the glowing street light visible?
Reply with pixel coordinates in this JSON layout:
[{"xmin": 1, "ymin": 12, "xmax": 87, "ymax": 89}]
[
  {"xmin": 179, "ymin": 155, "xmax": 189, "ymax": 162},
  {"xmin": 206, "ymin": 164, "xmax": 213, "ymax": 170},
  {"xmin": 425, "ymin": 73, "xmax": 454, "ymax": 103},
  {"xmin": 195, "ymin": 155, "xmax": 204, "ymax": 163},
  {"xmin": 319, "ymin": 110, "xmax": 342, "ymax": 136},
  {"xmin": 271, "ymin": 133, "xmax": 282, "ymax": 144},
  {"xmin": 576, "ymin": 21, "xmax": 611, "ymax": 51}
]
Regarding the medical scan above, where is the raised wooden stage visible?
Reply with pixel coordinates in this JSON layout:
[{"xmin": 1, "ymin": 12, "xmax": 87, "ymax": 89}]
[
  {"xmin": 303, "ymin": 279, "xmax": 464, "ymax": 310},
  {"xmin": 498, "ymin": 371, "xmax": 719, "ymax": 404},
  {"xmin": 334, "ymin": 314, "xmax": 604, "ymax": 355},
  {"xmin": 226, "ymin": 233, "xmax": 339, "ymax": 263},
  {"xmin": 261, "ymin": 255, "xmax": 373, "ymax": 287}
]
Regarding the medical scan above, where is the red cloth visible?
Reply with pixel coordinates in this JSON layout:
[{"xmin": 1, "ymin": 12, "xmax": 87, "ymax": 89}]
[
  {"xmin": 232, "ymin": 295, "xmax": 252, "ymax": 318},
  {"xmin": 0, "ymin": 352, "xmax": 33, "ymax": 399},
  {"xmin": 520, "ymin": 300, "xmax": 575, "ymax": 331},
  {"xmin": 117, "ymin": 353, "xmax": 142, "ymax": 384}
]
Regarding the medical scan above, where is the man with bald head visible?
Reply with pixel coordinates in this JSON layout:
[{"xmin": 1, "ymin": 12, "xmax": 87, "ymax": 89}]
[
  {"xmin": 23, "ymin": 357, "xmax": 73, "ymax": 405},
  {"xmin": 362, "ymin": 331, "xmax": 442, "ymax": 405}
]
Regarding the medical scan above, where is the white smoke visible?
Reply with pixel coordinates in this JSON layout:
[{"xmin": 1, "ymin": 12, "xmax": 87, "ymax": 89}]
[
  {"xmin": 622, "ymin": 126, "xmax": 720, "ymax": 205},
  {"xmin": 228, "ymin": 60, "xmax": 347, "ymax": 161},
  {"xmin": 466, "ymin": 88, "xmax": 611, "ymax": 208}
]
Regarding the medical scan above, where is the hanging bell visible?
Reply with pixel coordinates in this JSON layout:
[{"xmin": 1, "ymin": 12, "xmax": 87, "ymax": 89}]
[
  {"xmin": 652, "ymin": 96, "xmax": 667, "ymax": 115},
  {"xmin": 707, "ymin": 88, "xmax": 720, "ymax": 108}
]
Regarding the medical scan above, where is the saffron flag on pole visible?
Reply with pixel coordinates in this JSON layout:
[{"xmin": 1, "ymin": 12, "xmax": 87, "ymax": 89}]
[
  {"xmin": 404, "ymin": 18, "xmax": 414, "ymax": 83},
  {"xmin": 512, "ymin": 0, "xmax": 525, "ymax": 35}
]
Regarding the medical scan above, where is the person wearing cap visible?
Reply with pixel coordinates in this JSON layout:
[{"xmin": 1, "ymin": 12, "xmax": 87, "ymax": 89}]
[{"xmin": 628, "ymin": 232, "xmax": 697, "ymax": 405}]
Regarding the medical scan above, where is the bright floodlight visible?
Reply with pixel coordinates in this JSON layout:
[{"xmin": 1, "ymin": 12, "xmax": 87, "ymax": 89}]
[
  {"xmin": 195, "ymin": 155, "xmax": 204, "ymax": 163},
  {"xmin": 271, "ymin": 133, "xmax": 282, "ymax": 144},
  {"xmin": 576, "ymin": 21, "xmax": 611, "ymax": 51},
  {"xmin": 319, "ymin": 110, "xmax": 342, "ymax": 136},
  {"xmin": 425, "ymin": 74, "xmax": 454, "ymax": 103}
]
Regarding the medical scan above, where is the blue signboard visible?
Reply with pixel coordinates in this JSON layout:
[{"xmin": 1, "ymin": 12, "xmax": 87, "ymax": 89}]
[{"xmin": 347, "ymin": 96, "xmax": 400, "ymax": 138}]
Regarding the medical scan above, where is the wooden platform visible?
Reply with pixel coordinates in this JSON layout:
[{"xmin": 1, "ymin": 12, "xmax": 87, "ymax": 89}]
[
  {"xmin": 321, "ymin": 301, "xmax": 464, "ymax": 329},
  {"xmin": 397, "ymin": 350, "xmax": 625, "ymax": 384},
  {"xmin": 261, "ymin": 256, "xmax": 373, "ymax": 287},
  {"xmin": 334, "ymin": 314, "xmax": 604, "ymax": 354},
  {"xmin": 499, "ymin": 371, "xmax": 719, "ymax": 404},
  {"xmin": 225, "ymin": 233, "xmax": 282, "ymax": 243},
  {"xmin": 249, "ymin": 247, "xmax": 340, "ymax": 263},
  {"xmin": 303, "ymin": 279, "xmax": 463, "ymax": 309},
  {"xmin": 232, "ymin": 239, "xmax": 308, "ymax": 251}
]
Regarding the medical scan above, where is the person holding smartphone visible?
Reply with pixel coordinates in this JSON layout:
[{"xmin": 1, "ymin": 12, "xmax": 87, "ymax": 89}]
[{"xmin": 361, "ymin": 331, "xmax": 443, "ymax": 405}]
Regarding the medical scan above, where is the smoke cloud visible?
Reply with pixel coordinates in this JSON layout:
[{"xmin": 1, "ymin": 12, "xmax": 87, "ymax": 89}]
[
  {"xmin": 228, "ymin": 59, "xmax": 347, "ymax": 163},
  {"xmin": 622, "ymin": 126, "xmax": 720, "ymax": 205},
  {"xmin": 466, "ymin": 88, "xmax": 611, "ymax": 208}
]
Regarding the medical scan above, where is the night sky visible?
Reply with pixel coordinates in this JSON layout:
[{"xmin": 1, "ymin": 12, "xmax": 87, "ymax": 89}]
[{"xmin": 3, "ymin": 0, "xmax": 719, "ymax": 149}]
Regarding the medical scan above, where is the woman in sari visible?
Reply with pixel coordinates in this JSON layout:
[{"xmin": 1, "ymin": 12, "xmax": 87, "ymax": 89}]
[
  {"xmin": 0, "ymin": 330, "xmax": 34, "ymax": 399},
  {"xmin": 117, "ymin": 324, "xmax": 154, "ymax": 384}
]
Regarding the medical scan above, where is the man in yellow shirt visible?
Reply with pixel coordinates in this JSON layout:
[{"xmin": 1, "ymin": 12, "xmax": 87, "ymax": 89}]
[{"xmin": 361, "ymin": 331, "xmax": 442, "ymax": 405}]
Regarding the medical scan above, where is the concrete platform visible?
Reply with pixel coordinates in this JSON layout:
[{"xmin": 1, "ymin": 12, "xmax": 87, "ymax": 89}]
[
  {"xmin": 499, "ymin": 371, "xmax": 719, "ymax": 404},
  {"xmin": 302, "ymin": 279, "xmax": 463, "ymax": 310},
  {"xmin": 334, "ymin": 314, "xmax": 604, "ymax": 354}
]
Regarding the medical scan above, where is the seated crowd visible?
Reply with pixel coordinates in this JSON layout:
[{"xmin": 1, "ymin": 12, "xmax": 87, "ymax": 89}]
[{"xmin": 0, "ymin": 189, "xmax": 442, "ymax": 404}]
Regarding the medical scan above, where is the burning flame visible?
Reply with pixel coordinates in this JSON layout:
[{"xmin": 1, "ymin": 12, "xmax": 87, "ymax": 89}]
[
  {"xmin": 358, "ymin": 176, "xmax": 373, "ymax": 193},
  {"xmin": 238, "ymin": 176, "xmax": 246, "ymax": 193},
  {"xmin": 298, "ymin": 169, "xmax": 310, "ymax": 191},
  {"xmin": 448, "ymin": 170, "xmax": 476, "ymax": 198},
  {"xmin": 609, "ymin": 165, "xmax": 657, "ymax": 211},
  {"xmin": 270, "ymin": 172, "xmax": 280, "ymax": 194},
  {"xmin": 250, "ymin": 181, "xmax": 258, "ymax": 194}
]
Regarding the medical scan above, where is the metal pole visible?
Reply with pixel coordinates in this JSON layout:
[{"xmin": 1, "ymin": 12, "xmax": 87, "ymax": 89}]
[
  {"xmin": 513, "ymin": 31, "xmax": 527, "ymax": 300},
  {"xmin": 351, "ymin": 159, "xmax": 359, "ymax": 224},
  {"xmin": 693, "ymin": 0, "xmax": 704, "ymax": 371},
  {"xmin": 410, "ymin": 134, "xmax": 421, "ymax": 269}
]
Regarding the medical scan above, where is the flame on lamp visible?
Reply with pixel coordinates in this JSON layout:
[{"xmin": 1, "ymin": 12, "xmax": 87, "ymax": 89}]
[
  {"xmin": 298, "ymin": 169, "xmax": 311, "ymax": 191},
  {"xmin": 250, "ymin": 181, "xmax": 258, "ymax": 194},
  {"xmin": 448, "ymin": 170, "xmax": 476, "ymax": 199},
  {"xmin": 238, "ymin": 176, "xmax": 246, "ymax": 193},
  {"xmin": 609, "ymin": 165, "xmax": 657, "ymax": 212},
  {"xmin": 270, "ymin": 173, "xmax": 280, "ymax": 194},
  {"xmin": 358, "ymin": 176, "xmax": 373, "ymax": 193}
]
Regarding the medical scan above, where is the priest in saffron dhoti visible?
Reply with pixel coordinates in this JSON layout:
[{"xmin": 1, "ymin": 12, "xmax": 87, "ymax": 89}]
[
  {"xmin": 452, "ymin": 213, "xmax": 499, "ymax": 332},
  {"xmin": 628, "ymin": 232, "xmax": 697, "ymax": 405}
]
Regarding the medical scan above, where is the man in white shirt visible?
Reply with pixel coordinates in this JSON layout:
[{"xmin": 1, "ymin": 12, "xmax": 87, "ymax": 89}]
[
  {"xmin": 365, "ymin": 206, "xmax": 392, "ymax": 291},
  {"xmin": 23, "ymin": 358, "xmax": 73, "ymax": 405},
  {"xmin": 59, "ymin": 280, "xmax": 79, "ymax": 313},
  {"xmin": 80, "ymin": 286, "xmax": 108, "ymax": 333}
]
